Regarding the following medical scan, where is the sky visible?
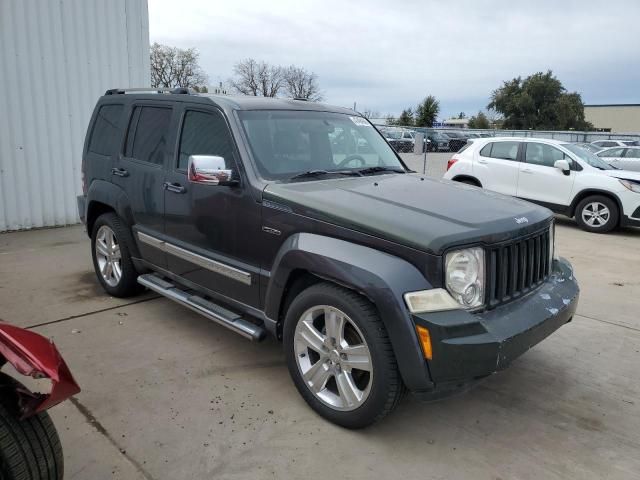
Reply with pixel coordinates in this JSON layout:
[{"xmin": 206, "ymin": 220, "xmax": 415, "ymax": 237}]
[{"xmin": 148, "ymin": 0, "xmax": 640, "ymax": 120}]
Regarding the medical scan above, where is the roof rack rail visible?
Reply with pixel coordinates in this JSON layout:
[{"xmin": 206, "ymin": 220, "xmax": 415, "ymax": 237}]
[
  {"xmin": 293, "ymin": 97, "xmax": 308, "ymax": 101},
  {"xmin": 104, "ymin": 87, "xmax": 195, "ymax": 96}
]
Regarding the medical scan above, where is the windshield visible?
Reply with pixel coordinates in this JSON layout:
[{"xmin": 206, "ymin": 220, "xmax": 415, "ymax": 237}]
[
  {"xmin": 238, "ymin": 110, "xmax": 405, "ymax": 180},
  {"xmin": 563, "ymin": 143, "xmax": 616, "ymax": 170}
]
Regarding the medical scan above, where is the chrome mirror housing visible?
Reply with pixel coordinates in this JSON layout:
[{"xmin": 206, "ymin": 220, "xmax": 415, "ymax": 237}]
[{"xmin": 187, "ymin": 155, "xmax": 235, "ymax": 186}]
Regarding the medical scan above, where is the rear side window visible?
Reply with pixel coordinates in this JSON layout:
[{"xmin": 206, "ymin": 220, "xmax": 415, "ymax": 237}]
[
  {"xmin": 598, "ymin": 148, "xmax": 624, "ymax": 158},
  {"xmin": 125, "ymin": 106, "xmax": 172, "ymax": 165},
  {"xmin": 525, "ymin": 143, "xmax": 566, "ymax": 167},
  {"xmin": 480, "ymin": 142, "xmax": 519, "ymax": 161},
  {"xmin": 625, "ymin": 149, "xmax": 640, "ymax": 158},
  {"xmin": 88, "ymin": 104, "xmax": 123, "ymax": 156},
  {"xmin": 177, "ymin": 110, "xmax": 235, "ymax": 170}
]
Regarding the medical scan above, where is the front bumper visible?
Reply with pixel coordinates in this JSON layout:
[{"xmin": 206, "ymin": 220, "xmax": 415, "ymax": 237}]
[{"xmin": 412, "ymin": 257, "xmax": 579, "ymax": 396}]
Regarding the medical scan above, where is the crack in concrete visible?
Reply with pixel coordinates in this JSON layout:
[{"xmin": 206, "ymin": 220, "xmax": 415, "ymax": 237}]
[
  {"xmin": 575, "ymin": 313, "xmax": 640, "ymax": 333},
  {"xmin": 24, "ymin": 296, "xmax": 160, "ymax": 330},
  {"xmin": 69, "ymin": 397, "xmax": 158, "ymax": 480}
]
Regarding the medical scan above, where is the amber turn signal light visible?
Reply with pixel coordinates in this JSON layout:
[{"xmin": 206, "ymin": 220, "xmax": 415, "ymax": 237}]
[{"xmin": 415, "ymin": 325, "xmax": 433, "ymax": 360}]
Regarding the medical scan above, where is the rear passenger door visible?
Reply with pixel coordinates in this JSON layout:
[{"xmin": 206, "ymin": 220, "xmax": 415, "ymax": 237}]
[
  {"xmin": 473, "ymin": 141, "xmax": 521, "ymax": 196},
  {"xmin": 112, "ymin": 103, "xmax": 176, "ymax": 268},
  {"xmin": 516, "ymin": 142, "xmax": 576, "ymax": 208}
]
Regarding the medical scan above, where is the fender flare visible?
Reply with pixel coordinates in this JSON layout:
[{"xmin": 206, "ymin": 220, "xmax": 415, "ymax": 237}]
[
  {"xmin": 86, "ymin": 180, "xmax": 135, "ymax": 229},
  {"xmin": 265, "ymin": 233, "xmax": 434, "ymax": 391}
]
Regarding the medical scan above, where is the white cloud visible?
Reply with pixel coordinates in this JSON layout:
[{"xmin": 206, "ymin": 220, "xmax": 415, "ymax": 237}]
[{"xmin": 149, "ymin": 0, "xmax": 640, "ymax": 118}]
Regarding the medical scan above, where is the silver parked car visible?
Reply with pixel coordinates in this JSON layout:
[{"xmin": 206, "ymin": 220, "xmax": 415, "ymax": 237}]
[
  {"xmin": 591, "ymin": 139, "xmax": 640, "ymax": 149},
  {"xmin": 597, "ymin": 146, "xmax": 640, "ymax": 171}
]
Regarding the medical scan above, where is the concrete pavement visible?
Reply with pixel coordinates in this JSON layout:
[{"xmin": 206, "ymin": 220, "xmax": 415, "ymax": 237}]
[{"xmin": 1, "ymin": 163, "xmax": 639, "ymax": 479}]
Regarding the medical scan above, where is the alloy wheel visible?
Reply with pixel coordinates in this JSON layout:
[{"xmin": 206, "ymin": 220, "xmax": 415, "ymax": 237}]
[
  {"xmin": 582, "ymin": 201, "xmax": 610, "ymax": 227},
  {"xmin": 293, "ymin": 305, "xmax": 373, "ymax": 411},
  {"xmin": 95, "ymin": 225, "xmax": 122, "ymax": 287}
]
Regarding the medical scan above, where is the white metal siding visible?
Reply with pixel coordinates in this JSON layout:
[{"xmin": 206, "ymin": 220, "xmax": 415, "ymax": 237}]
[{"xmin": 0, "ymin": 0, "xmax": 150, "ymax": 231}]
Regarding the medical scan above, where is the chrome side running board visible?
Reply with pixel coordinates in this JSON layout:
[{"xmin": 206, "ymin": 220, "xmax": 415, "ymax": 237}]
[{"xmin": 137, "ymin": 273, "xmax": 266, "ymax": 342}]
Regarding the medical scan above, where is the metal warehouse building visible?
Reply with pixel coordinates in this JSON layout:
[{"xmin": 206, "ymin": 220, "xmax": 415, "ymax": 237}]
[
  {"xmin": 584, "ymin": 104, "xmax": 640, "ymax": 133},
  {"xmin": 0, "ymin": 0, "xmax": 150, "ymax": 232}
]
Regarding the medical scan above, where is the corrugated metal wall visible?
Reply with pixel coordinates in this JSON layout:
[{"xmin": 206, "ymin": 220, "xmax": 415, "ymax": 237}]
[{"xmin": 0, "ymin": 0, "xmax": 150, "ymax": 231}]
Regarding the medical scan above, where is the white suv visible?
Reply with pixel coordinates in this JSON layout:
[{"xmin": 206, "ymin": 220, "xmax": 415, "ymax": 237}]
[{"xmin": 443, "ymin": 137, "xmax": 640, "ymax": 233}]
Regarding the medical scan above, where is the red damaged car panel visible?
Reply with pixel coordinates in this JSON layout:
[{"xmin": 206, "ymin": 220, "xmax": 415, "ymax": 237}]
[{"xmin": 0, "ymin": 322, "xmax": 80, "ymax": 418}]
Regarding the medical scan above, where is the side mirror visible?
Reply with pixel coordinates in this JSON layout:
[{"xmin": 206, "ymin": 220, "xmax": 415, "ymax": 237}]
[
  {"xmin": 554, "ymin": 159, "xmax": 571, "ymax": 175},
  {"xmin": 188, "ymin": 155, "xmax": 237, "ymax": 186}
]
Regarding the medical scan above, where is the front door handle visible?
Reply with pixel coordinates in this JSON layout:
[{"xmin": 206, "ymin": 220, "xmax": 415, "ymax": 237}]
[
  {"xmin": 111, "ymin": 167, "xmax": 129, "ymax": 177},
  {"xmin": 163, "ymin": 182, "xmax": 186, "ymax": 194},
  {"xmin": 477, "ymin": 159, "xmax": 488, "ymax": 164}
]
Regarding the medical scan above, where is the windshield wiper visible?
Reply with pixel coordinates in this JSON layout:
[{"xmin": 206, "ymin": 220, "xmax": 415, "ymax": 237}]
[
  {"xmin": 356, "ymin": 166, "xmax": 406, "ymax": 175},
  {"xmin": 289, "ymin": 169, "xmax": 362, "ymax": 180}
]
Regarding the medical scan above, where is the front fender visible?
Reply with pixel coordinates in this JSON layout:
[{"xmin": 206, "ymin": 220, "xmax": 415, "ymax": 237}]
[
  {"xmin": 265, "ymin": 233, "xmax": 434, "ymax": 391},
  {"xmin": 0, "ymin": 322, "xmax": 80, "ymax": 418}
]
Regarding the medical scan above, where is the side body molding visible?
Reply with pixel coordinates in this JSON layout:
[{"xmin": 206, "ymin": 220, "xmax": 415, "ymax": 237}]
[{"xmin": 265, "ymin": 233, "xmax": 434, "ymax": 391}]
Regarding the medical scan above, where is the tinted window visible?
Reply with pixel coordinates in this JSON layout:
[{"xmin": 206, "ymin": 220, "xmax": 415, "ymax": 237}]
[
  {"xmin": 625, "ymin": 149, "xmax": 640, "ymax": 158},
  {"xmin": 125, "ymin": 106, "xmax": 172, "ymax": 165},
  {"xmin": 178, "ymin": 110, "xmax": 235, "ymax": 170},
  {"xmin": 598, "ymin": 148, "xmax": 624, "ymax": 158},
  {"xmin": 525, "ymin": 143, "xmax": 566, "ymax": 167},
  {"xmin": 482, "ymin": 141, "xmax": 519, "ymax": 161},
  {"xmin": 88, "ymin": 104, "xmax": 123, "ymax": 156}
]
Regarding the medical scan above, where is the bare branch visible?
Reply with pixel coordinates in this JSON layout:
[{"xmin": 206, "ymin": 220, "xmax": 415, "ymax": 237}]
[{"xmin": 150, "ymin": 42, "xmax": 208, "ymax": 89}]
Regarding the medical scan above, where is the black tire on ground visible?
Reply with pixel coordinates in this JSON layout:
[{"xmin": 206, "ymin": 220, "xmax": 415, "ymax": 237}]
[
  {"xmin": 574, "ymin": 195, "xmax": 619, "ymax": 233},
  {"xmin": 0, "ymin": 373, "xmax": 64, "ymax": 480},
  {"xmin": 283, "ymin": 282, "xmax": 405, "ymax": 429},
  {"xmin": 91, "ymin": 212, "xmax": 143, "ymax": 297}
]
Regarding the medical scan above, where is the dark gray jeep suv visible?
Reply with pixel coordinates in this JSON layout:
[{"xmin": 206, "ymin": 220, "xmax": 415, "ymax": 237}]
[{"xmin": 78, "ymin": 89, "xmax": 579, "ymax": 428}]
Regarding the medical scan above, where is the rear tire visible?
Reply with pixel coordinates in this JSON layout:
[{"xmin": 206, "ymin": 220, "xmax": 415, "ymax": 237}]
[
  {"xmin": 91, "ymin": 212, "xmax": 143, "ymax": 297},
  {"xmin": 283, "ymin": 283, "xmax": 405, "ymax": 429},
  {"xmin": 0, "ymin": 374, "xmax": 63, "ymax": 480},
  {"xmin": 574, "ymin": 195, "xmax": 618, "ymax": 233}
]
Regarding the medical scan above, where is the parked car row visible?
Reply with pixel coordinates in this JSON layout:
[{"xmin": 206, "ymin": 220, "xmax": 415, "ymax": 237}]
[{"xmin": 378, "ymin": 127, "xmax": 493, "ymax": 153}]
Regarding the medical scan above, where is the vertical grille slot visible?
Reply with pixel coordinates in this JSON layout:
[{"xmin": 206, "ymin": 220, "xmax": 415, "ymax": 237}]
[{"xmin": 487, "ymin": 226, "xmax": 552, "ymax": 308}]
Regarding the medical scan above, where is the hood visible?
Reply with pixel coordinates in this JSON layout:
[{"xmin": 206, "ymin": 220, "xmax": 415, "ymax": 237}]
[
  {"xmin": 602, "ymin": 170, "xmax": 640, "ymax": 181},
  {"xmin": 263, "ymin": 174, "xmax": 552, "ymax": 254}
]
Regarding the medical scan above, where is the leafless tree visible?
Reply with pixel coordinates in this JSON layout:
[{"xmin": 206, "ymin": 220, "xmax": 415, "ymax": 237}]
[
  {"xmin": 229, "ymin": 58, "xmax": 285, "ymax": 97},
  {"xmin": 283, "ymin": 65, "xmax": 323, "ymax": 101},
  {"xmin": 361, "ymin": 109, "xmax": 380, "ymax": 119},
  {"xmin": 150, "ymin": 42, "xmax": 209, "ymax": 89}
]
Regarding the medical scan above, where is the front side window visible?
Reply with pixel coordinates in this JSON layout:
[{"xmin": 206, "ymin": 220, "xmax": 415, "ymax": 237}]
[
  {"xmin": 598, "ymin": 148, "xmax": 624, "ymax": 158},
  {"xmin": 125, "ymin": 106, "xmax": 172, "ymax": 165},
  {"xmin": 238, "ymin": 110, "xmax": 404, "ymax": 180},
  {"xmin": 525, "ymin": 143, "xmax": 566, "ymax": 167},
  {"xmin": 89, "ymin": 104, "xmax": 123, "ymax": 156},
  {"xmin": 562, "ymin": 143, "xmax": 616, "ymax": 170},
  {"xmin": 481, "ymin": 142, "xmax": 519, "ymax": 161},
  {"xmin": 178, "ymin": 110, "xmax": 235, "ymax": 170}
]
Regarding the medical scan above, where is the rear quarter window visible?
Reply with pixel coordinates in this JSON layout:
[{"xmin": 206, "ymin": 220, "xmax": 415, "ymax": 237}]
[
  {"xmin": 88, "ymin": 104, "xmax": 124, "ymax": 156},
  {"xmin": 480, "ymin": 141, "xmax": 519, "ymax": 161}
]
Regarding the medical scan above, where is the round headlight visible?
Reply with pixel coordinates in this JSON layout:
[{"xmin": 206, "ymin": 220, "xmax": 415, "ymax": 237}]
[{"xmin": 445, "ymin": 247, "xmax": 485, "ymax": 309}]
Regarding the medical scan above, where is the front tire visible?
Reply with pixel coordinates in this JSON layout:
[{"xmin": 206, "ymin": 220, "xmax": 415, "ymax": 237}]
[
  {"xmin": 0, "ymin": 374, "xmax": 64, "ymax": 480},
  {"xmin": 283, "ymin": 283, "xmax": 404, "ymax": 429},
  {"xmin": 91, "ymin": 213, "xmax": 142, "ymax": 297},
  {"xmin": 575, "ymin": 195, "xmax": 618, "ymax": 233}
]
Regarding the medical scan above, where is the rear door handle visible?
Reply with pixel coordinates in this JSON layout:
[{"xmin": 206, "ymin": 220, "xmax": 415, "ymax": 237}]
[
  {"xmin": 163, "ymin": 182, "xmax": 186, "ymax": 194},
  {"xmin": 521, "ymin": 168, "xmax": 533, "ymax": 174},
  {"xmin": 111, "ymin": 167, "xmax": 129, "ymax": 177}
]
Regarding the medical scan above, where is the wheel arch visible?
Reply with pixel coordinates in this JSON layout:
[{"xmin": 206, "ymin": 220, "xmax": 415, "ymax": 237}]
[
  {"xmin": 451, "ymin": 175, "xmax": 482, "ymax": 187},
  {"xmin": 569, "ymin": 189, "xmax": 624, "ymax": 223},
  {"xmin": 86, "ymin": 180, "xmax": 135, "ymax": 236},
  {"xmin": 264, "ymin": 233, "xmax": 434, "ymax": 391}
]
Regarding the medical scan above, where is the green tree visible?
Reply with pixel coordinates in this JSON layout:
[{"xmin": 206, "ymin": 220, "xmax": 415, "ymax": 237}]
[
  {"xmin": 414, "ymin": 96, "xmax": 440, "ymax": 127},
  {"xmin": 458, "ymin": 112, "xmax": 466, "ymax": 119},
  {"xmin": 488, "ymin": 70, "xmax": 590, "ymax": 130},
  {"xmin": 396, "ymin": 108, "xmax": 415, "ymax": 126},
  {"xmin": 468, "ymin": 111, "xmax": 490, "ymax": 129}
]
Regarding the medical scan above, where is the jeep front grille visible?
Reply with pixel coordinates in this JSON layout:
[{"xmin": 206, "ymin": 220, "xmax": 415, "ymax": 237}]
[{"xmin": 487, "ymin": 226, "xmax": 552, "ymax": 308}]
